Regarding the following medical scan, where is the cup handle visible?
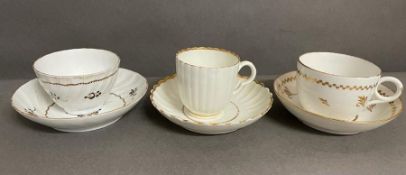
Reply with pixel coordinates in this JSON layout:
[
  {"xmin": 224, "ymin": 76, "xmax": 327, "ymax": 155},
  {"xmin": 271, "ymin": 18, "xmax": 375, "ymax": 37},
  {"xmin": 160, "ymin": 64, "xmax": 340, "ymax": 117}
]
[
  {"xmin": 233, "ymin": 60, "xmax": 257, "ymax": 94},
  {"xmin": 366, "ymin": 76, "xmax": 403, "ymax": 106}
]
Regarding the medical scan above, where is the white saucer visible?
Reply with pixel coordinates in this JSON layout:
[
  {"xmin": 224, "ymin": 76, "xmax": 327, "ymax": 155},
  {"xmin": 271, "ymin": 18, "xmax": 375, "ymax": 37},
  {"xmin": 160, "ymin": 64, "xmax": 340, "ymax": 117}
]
[
  {"xmin": 274, "ymin": 71, "xmax": 403, "ymax": 135},
  {"xmin": 12, "ymin": 68, "xmax": 148, "ymax": 132},
  {"xmin": 150, "ymin": 75, "xmax": 273, "ymax": 134}
]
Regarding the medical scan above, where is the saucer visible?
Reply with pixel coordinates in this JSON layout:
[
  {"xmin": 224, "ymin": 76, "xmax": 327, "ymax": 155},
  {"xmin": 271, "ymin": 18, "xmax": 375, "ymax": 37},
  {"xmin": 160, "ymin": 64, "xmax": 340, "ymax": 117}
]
[
  {"xmin": 150, "ymin": 75, "xmax": 273, "ymax": 134},
  {"xmin": 274, "ymin": 71, "xmax": 403, "ymax": 135},
  {"xmin": 12, "ymin": 68, "xmax": 148, "ymax": 132}
]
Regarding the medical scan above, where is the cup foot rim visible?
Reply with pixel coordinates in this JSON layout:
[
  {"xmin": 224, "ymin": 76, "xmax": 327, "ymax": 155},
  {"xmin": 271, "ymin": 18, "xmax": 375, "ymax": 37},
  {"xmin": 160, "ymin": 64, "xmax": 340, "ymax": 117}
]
[{"xmin": 183, "ymin": 107, "xmax": 224, "ymax": 122}]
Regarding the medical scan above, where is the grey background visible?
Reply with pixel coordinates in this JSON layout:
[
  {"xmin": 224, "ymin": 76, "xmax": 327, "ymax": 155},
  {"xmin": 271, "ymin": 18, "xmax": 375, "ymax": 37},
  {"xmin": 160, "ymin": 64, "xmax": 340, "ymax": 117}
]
[
  {"xmin": 1, "ymin": 0, "xmax": 405, "ymax": 79},
  {"xmin": 1, "ymin": 74, "xmax": 406, "ymax": 175},
  {"xmin": 1, "ymin": 1, "xmax": 406, "ymax": 174}
]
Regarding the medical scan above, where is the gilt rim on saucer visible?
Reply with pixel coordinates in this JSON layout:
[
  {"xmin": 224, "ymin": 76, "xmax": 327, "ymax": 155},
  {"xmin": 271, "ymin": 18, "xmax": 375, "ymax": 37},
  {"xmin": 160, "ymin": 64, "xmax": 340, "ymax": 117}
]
[
  {"xmin": 150, "ymin": 74, "xmax": 273, "ymax": 126},
  {"xmin": 11, "ymin": 68, "xmax": 148, "ymax": 120},
  {"xmin": 273, "ymin": 71, "xmax": 403, "ymax": 124}
]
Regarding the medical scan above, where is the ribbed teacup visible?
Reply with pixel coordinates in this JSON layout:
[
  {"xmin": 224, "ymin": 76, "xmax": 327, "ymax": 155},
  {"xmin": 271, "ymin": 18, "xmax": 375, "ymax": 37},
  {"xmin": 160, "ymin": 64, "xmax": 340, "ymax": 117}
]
[{"xmin": 176, "ymin": 47, "xmax": 257, "ymax": 119}]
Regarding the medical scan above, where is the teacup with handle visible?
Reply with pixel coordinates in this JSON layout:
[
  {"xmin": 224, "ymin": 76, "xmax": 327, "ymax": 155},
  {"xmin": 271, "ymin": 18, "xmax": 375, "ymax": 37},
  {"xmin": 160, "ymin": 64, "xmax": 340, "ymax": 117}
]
[
  {"xmin": 176, "ymin": 47, "xmax": 257, "ymax": 120},
  {"xmin": 297, "ymin": 52, "xmax": 403, "ymax": 120}
]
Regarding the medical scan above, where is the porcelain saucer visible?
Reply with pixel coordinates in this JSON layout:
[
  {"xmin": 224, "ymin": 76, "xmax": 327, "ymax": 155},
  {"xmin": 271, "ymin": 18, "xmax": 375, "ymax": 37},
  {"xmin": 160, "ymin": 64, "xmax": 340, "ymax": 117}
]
[
  {"xmin": 12, "ymin": 68, "xmax": 148, "ymax": 132},
  {"xmin": 274, "ymin": 71, "xmax": 403, "ymax": 135},
  {"xmin": 150, "ymin": 75, "xmax": 273, "ymax": 134}
]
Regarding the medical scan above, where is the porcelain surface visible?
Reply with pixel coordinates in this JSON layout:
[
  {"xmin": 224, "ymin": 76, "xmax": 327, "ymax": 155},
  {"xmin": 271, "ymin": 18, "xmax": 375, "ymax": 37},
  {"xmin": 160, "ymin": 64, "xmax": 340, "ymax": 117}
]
[
  {"xmin": 176, "ymin": 47, "xmax": 257, "ymax": 118},
  {"xmin": 34, "ymin": 48, "xmax": 120, "ymax": 115},
  {"xmin": 297, "ymin": 52, "xmax": 403, "ymax": 120},
  {"xmin": 274, "ymin": 71, "xmax": 403, "ymax": 135},
  {"xmin": 151, "ymin": 74, "xmax": 273, "ymax": 134},
  {"xmin": 12, "ymin": 68, "xmax": 148, "ymax": 132}
]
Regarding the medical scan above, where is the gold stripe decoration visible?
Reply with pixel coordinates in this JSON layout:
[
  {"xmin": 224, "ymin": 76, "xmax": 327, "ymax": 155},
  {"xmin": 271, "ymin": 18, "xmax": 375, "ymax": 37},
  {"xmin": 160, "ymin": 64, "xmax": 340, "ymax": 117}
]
[
  {"xmin": 39, "ymin": 69, "xmax": 118, "ymax": 86},
  {"xmin": 297, "ymin": 71, "xmax": 377, "ymax": 91},
  {"xmin": 110, "ymin": 92, "xmax": 127, "ymax": 107},
  {"xmin": 277, "ymin": 75, "xmax": 297, "ymax": 95},
  {"xmin": 45, "ymin": 103, "xmax": 56, "ymax": 118},
  {"xmin": 377, "ymin": 90, "xmax": 398, "ymax": 116}
]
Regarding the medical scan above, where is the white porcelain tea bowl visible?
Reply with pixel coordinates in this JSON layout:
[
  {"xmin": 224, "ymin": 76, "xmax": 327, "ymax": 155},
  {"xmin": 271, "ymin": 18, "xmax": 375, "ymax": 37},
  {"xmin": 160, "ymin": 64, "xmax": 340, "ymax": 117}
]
[
  {"xmin": 176, "ymin": 47, "xmax": 257, "ymax": 121},
  {"xmin": 12, "ymin": 68, "xmax": 148, "ymax": 132},
  {"xmin": 151, "ymin": 74, "xmax": 273, "ymax": 135},
  {"xmin": 297, "ymin": 52, "xmax": 403, "ymax": 120},
  {"xmin": 274, "ymin": 71, "xmax": 403, "ymax": 135},
  {"xmin": 33, "ymin": 48, "xmax": 120, "ymax": 115}
]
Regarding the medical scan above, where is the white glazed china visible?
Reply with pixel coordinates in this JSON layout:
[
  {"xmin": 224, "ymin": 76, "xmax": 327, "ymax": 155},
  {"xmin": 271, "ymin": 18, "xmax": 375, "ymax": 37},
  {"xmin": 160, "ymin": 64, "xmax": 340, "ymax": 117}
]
[
  {"xmin": 12, "ymin": 68, "xmax": 148, "ymax": 132},
  {"xmin": 275, "ymin": 71, "xmax": 403, "ymax": 135},
  {"xmin": 176, "ymin": 47, "xmax": 257, "ymax": 120},
  {"xmin": 150, "ymin": 75, "xmax": 272, "ymax": 134},
  {"xmin": 33, "ymin": 48, "xmax": 120, "ymax": 115},
  {"xmin": 297, "ymin": 52, "xmax": 403, "ymax": 120}
]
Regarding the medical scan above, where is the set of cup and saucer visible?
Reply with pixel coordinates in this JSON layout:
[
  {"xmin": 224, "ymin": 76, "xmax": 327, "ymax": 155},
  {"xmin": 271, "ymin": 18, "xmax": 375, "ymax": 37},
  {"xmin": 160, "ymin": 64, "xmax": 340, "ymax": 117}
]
[
  {"xmin": 11, "ymin": 47, "xmax": 403, "ymax": 135},
  {"xmin": 150, "ymin": 47, "xmax": 273, "ymax": 134},
  {"xmin": 12, "ymin": 49, "xmax": 148, "ymax": 132},
  {"xmin": 274, "ymin": 52, "xmax": 403, "ymax": 135}
]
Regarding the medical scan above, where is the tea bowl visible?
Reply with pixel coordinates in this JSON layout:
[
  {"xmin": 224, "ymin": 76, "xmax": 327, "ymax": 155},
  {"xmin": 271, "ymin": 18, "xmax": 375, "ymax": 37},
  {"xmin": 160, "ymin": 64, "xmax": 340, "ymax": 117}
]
[{"xmin": 33, "ymin": 48, "xmax": 120, "ymax": 115}]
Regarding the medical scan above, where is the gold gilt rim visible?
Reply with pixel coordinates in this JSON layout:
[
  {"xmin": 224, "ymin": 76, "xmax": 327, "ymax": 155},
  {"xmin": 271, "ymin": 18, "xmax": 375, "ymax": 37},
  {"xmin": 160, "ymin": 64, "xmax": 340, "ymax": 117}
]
[
  {"xmin": 11, "ymin": 76, "xmax": 148, "ymax": 120},
  {"xmin": 273, "ymin": 71, "xmax": 403, "ymax": 124},
  {"xmin": 298, "ymin": 52, "xmax": 382, "ymax": 78},
  {"xmin": 176, "ymin": 47, "xmax": 241, "ymax": 68},
  {"xmin": 149, "ymin": 74, "xmax": 273, "ymax": 126}
]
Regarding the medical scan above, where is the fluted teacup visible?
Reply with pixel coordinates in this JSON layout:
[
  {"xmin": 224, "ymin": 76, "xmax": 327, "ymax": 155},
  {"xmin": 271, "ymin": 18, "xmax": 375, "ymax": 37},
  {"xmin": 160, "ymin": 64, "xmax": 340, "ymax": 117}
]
[{"xmin": 176, "ymin": 47, "xmax": 257, "ymax": 119}]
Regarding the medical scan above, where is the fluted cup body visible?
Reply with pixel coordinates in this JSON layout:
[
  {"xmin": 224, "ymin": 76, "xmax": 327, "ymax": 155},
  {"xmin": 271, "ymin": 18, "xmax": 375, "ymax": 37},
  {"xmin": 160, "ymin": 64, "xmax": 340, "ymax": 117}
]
[{"xmin": 176, "ymin": 47, "xmax": 256, "ymax": 117}]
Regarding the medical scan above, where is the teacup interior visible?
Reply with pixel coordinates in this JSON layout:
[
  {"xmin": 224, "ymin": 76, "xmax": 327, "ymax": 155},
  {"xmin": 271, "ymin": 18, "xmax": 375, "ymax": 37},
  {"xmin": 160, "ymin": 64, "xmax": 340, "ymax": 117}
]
[
  {"xmin": 299, "ymin": 52, "xmax": 381, "ymax": 77},
  {"xmin": 177, "ymin": 48, "xmax": 239, "ymax": 68},
  {"xmin": 34, "ymin": 49, "xmax": 119, "ymax": 76}
]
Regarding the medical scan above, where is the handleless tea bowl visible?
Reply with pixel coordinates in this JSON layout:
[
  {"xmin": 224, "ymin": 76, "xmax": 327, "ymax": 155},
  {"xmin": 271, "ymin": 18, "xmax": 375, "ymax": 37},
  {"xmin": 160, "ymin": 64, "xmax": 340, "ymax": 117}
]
[{"xmin": 33, "ymin": 48, "xmax": 120, "ymax": 115}]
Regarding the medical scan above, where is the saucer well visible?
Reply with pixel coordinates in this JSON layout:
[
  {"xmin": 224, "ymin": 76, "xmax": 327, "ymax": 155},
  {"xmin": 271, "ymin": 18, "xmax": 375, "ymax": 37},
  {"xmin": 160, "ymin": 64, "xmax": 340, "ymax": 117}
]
[
  {"xmin": 12, "ymin": 68, "xmax": 148, "ymax": 132},
  {"xmin": 150, "ymin": 75, "xmax": 273, "ymax": 134},
  {"xmin": 274, "ymin": 71, "xmax": 403, "ymax": 135}
]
